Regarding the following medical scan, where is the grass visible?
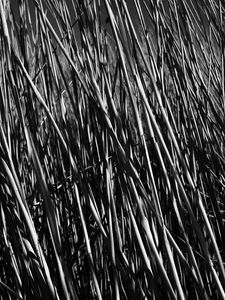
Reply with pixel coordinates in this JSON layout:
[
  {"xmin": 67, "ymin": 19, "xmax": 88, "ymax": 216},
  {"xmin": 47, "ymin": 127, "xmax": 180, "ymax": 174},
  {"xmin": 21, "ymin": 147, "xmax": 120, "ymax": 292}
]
[{"xmin": 0, "ymin": 0, "xmax": 225, "ymax": 299}]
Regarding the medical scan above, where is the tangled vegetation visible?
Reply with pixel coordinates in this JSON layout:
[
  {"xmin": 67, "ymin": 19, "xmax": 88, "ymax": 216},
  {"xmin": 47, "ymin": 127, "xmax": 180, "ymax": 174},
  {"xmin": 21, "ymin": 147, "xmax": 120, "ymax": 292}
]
[{"xmin": 0, "ymin": 0, "xmax": 225, "ymax": 299}]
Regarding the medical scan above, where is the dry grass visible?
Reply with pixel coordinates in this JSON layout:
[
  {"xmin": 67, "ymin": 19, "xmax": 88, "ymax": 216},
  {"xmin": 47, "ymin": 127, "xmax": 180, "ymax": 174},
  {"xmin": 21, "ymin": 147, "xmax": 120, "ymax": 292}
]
[{"xmin": 0, "ymin": 0, "xmax": 225, "ymax": 299}]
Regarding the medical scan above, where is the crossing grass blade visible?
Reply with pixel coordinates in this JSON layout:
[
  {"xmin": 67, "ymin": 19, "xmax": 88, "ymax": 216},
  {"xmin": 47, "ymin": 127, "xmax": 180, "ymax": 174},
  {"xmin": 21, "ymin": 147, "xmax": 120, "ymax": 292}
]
[{"xmin": 1, "ymin": 0, "xmax": 225, "ymax": 299}]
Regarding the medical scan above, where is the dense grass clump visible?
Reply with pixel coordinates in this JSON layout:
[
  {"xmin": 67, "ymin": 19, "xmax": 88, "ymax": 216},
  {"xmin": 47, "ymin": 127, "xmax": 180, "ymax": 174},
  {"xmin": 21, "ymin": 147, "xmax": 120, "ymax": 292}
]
[{"xmin": 1, "ymin": 0, "xmax": 225, "ymax": 299}]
